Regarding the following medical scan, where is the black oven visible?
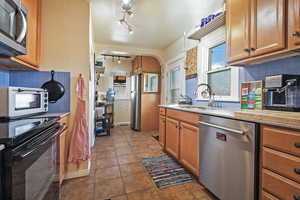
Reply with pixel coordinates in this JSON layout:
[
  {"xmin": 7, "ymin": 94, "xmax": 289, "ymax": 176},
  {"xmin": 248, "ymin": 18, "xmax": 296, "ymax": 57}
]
[
  {"xmin": 0, "ymin": 0, "xmax": 28, "ymax": 56},
  {"xmin": 0, "ymin": 118, "xmax": 62, "ymax": 200}
]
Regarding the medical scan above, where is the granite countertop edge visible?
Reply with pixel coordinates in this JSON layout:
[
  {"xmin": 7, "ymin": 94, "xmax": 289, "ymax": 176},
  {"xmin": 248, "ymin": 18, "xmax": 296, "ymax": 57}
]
[{"xmin": 159, "ymin": 105, "xmax": 300, "ymax": 130}]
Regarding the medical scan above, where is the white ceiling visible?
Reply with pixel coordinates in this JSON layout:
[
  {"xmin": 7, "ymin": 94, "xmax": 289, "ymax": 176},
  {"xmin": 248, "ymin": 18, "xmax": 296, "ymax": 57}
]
[{"xmin": 92, "ymin": 0, "xmax": 224, "ymax": 50}]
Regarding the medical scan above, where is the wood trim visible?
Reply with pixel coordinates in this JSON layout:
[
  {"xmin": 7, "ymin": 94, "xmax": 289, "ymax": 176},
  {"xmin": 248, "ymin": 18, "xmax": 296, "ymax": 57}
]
[{"xmin": 262, "ymin": 191, "xmax": 280, "ymax": 200}]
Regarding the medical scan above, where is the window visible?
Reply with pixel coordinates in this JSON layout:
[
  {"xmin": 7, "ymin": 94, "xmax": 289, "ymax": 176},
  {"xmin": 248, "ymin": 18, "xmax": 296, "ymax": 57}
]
[
  {"xmin": 166, "ymin": 57, "xmax": 185, "ymax": 104},
  {"xmin": 198, "ymin": 26, "xmax": 239, "ymax": 102}
]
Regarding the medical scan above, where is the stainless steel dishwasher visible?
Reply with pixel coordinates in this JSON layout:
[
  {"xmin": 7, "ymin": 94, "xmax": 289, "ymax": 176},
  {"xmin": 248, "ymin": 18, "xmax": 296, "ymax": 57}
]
[{"xmin": 199, "ymin": 115, "xmax": 259, "ymax": 200}]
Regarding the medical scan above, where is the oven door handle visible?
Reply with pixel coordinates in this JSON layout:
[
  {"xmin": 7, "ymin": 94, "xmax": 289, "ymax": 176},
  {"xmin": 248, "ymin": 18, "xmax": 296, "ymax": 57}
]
[
  {"xmin": 13, "ymin": 126, "xmax": 62, "ymax": 160},
  {"xmin": 199, "ymin": 121, "xmax": 245, "ymax": 135}
]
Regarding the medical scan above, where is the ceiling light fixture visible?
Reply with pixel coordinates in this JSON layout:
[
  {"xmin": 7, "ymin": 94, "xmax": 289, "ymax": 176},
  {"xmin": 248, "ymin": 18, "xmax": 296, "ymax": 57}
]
[
  {"xmin": 118, "ymin": 0, "xmax": 135, "ymax": 34},
  {"xmin": 117, "ymin": 57, "xmax": 121, "ymax": 64}
]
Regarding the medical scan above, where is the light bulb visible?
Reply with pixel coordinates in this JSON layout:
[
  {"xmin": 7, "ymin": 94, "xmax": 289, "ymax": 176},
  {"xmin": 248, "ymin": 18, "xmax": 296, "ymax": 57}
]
[
  {"xmin": 128, "ymin": 28, "xmax": 134, "ymax": 34},
  {"xmin": 122, "ymin": 0, "xmax": 131, "ymax": 5}
]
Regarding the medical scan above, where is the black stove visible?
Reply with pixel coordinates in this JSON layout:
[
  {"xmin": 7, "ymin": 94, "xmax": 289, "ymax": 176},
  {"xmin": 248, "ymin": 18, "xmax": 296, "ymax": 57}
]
[
  {"xmin": 0, "ymin": 117, "xmax": 59, "ymax": 148},
  {"xmin": 0, "ymin": 116, "xmax": 61, "ymax": 200}
]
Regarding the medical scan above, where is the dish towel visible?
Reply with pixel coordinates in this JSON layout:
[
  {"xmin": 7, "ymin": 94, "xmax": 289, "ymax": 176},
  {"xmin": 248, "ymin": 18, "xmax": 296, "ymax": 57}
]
[{"xmin": 68, "ymin": 74, "xmax": 90, "ymax": 166}]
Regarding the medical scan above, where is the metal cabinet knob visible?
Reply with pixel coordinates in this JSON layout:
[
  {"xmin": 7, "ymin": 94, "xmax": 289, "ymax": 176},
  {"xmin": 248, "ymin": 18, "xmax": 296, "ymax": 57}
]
[
  {"xmin": 295, "ymin": 142, "xmax": 300, "ymax": 148},
  {"xmin": 294, "ymin": 168, "xmax": 300, "ymax": 175},
  {"xmin": 292, "ymin": 31, "xmax": 300, "ymax": 37},
  {"xmin": 244, "ymin": 48, "xmax": 251, "ymax": 52}
]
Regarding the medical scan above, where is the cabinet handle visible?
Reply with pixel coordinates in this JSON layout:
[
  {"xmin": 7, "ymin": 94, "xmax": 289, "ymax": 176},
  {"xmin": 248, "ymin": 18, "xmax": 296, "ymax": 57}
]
[
  {"xmin": 292, "ymin": 31, "xmax": 300, "ymax": 37},
  {"xmin": 294, "ymin": 168, "xmax": 300, "ymax": 175},
  {"xmin": 250, "ymin": 48, "xmax": 256, "ymax": 51},
  {"xmin": 244, "ymin": 48, "xmax": 251, "ymax": 52},
  {"xmin": 294, "ymin": 195, "xmax": 300, "ymax": 200},
  {"xmin": 295, "ymin": 142, "xmax": 300, "ymax": 148}
]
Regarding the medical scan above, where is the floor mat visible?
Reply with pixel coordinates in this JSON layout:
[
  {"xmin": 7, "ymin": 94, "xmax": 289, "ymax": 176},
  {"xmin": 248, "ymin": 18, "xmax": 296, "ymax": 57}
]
[{"xmin": 141, "ymin": 155, "xmax": 193, "ymax": 189}]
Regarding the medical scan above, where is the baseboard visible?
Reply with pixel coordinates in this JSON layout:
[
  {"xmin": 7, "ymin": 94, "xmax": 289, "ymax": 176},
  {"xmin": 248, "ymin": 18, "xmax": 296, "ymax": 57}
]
[
  {"xmin": 64, "ymin": 160, "xmax": 91, "ymax": 180},
  {"xmin": 114, "ymin": 122, "xmax": 130, "ymax": 126}
]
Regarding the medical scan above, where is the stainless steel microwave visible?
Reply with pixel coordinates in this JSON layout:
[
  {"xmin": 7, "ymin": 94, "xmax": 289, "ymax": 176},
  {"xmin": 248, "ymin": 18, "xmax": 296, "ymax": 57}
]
[
  {"xmin": 0, "ymin": 87, "xmax": 48, "ymax": 119},
  {"xmin": 0, "ymin": 0, "xmax": 28, "ymax": 57}
]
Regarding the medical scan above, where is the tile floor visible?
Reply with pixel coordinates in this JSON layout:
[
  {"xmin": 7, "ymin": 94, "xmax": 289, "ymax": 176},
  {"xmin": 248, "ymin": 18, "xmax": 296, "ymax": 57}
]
[{"xmin": 61, "ymin": 126, "xmax": 215, "ymax": 200}]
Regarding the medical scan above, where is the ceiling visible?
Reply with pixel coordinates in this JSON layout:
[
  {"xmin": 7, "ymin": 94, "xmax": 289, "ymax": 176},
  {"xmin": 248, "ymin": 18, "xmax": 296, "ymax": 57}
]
[{"xmin": 91, "ymin": 0, "xmax": 224, "ymax": 50}]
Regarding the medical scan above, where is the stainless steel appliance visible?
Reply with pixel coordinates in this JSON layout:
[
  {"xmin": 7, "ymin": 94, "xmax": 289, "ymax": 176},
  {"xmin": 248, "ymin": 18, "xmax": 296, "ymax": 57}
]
[
  {"xmin": 0, "ymin": 0, "xmax": 28, "ymax": 56},
  {"xmin": 130, "ymin": 74, "xmax": 141, "ymax": 131},
  {"xmin": 0, "ymin": 87, "xmax": 48, "ymax": 119},
  {"xmin": 264, "ymin": 74, "xmax": 300, "ymax": 111},
  {"xmin": 0, "ymin": 117, "xmax": 62, "ymax": 200},
  {"xmin": 199, "ymin": 115, "xmax": 258, "ymax": 200}
]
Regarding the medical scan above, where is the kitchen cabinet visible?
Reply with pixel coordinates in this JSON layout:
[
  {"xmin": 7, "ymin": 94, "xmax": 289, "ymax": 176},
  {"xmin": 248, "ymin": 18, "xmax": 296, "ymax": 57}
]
[
  {"xmin": 226, "ymin": 0, "xmax": 251, "ymax": 62},
  {"xmin": 132, "ymin": 56, "xmax": 161, "ymax": 74},
  {"xmin": 163, "ymin": 108, "xmax": 200, "ymax": 176},
  {"xmin": 0, "ymin": 0, "xmax": 41, "ymax": 70},
  {"xmin": 250, "ymin": 0, "xmax": 286, "ymax": 56},
  {"xmin": 179, "ymin": 122, "xmax": 199, "ymax": 176},
  {"xmin": 260, "ymin": 125, "xmax": 300, "ymax": 200},
  {"xmin": 159, "ymin": 108, "xmax": 166, "ymax": 147},
  {"xmin": 288, "ymin": 0, "xmax": 300, "ymax": 49},
  {"xmin": 227, "ymin": 0, "xmax": 300, "ymax": 66},
  {"xmin": 165, "ymin": 117, "xmax": 180, "ymax": 159},
  {"xmin": 57, "ymin": 115, "xmax": 70, "ymax": 185}
]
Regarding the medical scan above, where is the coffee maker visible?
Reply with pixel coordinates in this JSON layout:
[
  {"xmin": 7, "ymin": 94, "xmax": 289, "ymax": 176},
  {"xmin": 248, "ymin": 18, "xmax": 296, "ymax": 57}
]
[{"xmin": 264, "ymin": 74, "xmax": 300, "ymax": 111}]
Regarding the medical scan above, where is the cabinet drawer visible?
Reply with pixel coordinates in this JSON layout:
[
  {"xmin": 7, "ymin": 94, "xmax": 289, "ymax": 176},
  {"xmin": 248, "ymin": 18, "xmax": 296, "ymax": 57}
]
[
  {"xmin": 166, "ymin": 109, "xmax": 199, "ymax": 125},
  {"xmin": 262, "ymin": 125, "xmax": 300, "ymax": 157},
  {"xmin": 263, "ymin": 147, "xmax": 300, "ymax": 183},
  {"xmin": 262, "ymin": 191, "xmax": 279, "ymax": 200},
  {"xmin": 262, "ymin": 169, "xmax": 300, "ymax": 200},
  {"xmin": 159, "ymin": 108, "xmax": 166, "ymax": 116}
]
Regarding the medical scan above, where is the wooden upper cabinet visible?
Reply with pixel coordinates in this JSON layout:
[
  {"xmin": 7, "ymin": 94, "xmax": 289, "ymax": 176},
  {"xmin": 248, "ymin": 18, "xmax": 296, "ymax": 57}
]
[
  {"xmin": 288, "ymin": 0, "xmax": 300, "ymax": 49},
  {"xmin": 17, "ymin": 0, "xmax": 41, "ymax": 67},
  {"xmin": 165, "ymin": 118, "xmax": 180, "ymax": 159},
  {"xmin": 179, "ymin": 122, "xmax": 199, "ymax": 176},
  {"xmin": 250, "ymin": 0, "xmax": 286, "ymax": 56},
  {"xmin": 226, "ymin": 0, "xmax": 251, "ymax": 63}
]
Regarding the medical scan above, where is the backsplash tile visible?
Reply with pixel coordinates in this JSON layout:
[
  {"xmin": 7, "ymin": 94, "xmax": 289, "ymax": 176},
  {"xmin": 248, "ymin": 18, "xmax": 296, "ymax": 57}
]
[
  {"xmin": 0, "ymin": 69, "xmax": 10, "ymax": 86},
  {"xmin": 9, "ymin": 71, "xmax": 71, "ymax": 113},
  {"xmin": 186, "ymin": 56, "xmax": 300, "ymax": 109}
]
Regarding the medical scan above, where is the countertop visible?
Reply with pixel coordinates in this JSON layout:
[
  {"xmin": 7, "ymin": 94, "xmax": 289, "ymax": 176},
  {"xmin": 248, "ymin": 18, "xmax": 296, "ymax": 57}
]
[{"xmin": 159, "ymin": 105, "xmax": 300, "ymax": 130}]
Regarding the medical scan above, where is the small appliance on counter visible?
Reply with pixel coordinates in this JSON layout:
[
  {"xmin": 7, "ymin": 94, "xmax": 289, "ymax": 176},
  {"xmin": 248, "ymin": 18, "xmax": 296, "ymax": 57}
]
[
  {"xmin": 264, "ymin": 74, "xmax": 300, "ymax": 111},
  {"xmin": 0, "ymin": 87, "xmax": 48, "ymax": 119}
]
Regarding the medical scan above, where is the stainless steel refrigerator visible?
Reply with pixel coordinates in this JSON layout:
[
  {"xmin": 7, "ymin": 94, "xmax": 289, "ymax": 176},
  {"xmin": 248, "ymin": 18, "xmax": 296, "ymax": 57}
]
[{"xmin": 130, "ymin": 74, "xmax": 142, "ymax": 131}]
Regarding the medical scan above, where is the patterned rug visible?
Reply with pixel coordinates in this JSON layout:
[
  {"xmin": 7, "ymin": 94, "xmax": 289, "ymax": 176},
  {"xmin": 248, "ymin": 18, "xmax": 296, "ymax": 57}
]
[{"xmin": 141, "ymin": 155, "xmax": 193, "ymax": 189}]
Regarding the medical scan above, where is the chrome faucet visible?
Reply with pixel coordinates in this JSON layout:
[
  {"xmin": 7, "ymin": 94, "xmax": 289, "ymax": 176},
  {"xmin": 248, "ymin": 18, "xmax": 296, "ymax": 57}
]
[{"xmin": 193, "ymin": 83, "xmax": 215, "ymax": 107}]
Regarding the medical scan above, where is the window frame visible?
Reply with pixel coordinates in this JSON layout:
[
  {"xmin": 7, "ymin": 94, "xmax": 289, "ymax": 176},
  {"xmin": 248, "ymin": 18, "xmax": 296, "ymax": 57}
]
[{"xmin": 197, "ymin": 26, "xmax": 240, "ymax": 102}]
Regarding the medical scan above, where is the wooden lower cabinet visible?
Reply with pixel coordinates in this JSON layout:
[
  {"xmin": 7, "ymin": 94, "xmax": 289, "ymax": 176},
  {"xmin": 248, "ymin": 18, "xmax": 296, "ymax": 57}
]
[
  {"xmin": 58, "ymin": 129, "xmax": 67, "ymax": 185},
  {"xmin": 165, "ymin": 117, "xmax": 180, "ymax": 159},
  {"xmin": 261, "ymin": 125, "xmax": 300, "ymax": 200},
  {"xmin": 179, "ymin": 122, "xmax": 199, "ymax": 176},
  {"xmin": 163, "ymin": 108, "xmax": 200, "ymax": 176},
  {"xmin": 159, "ymin": 115, "xmax": 166, "ymax": 147}
]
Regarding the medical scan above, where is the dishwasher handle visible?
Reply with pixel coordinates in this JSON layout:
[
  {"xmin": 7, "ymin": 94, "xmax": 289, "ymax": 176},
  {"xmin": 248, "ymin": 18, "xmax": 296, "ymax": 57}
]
[{"xmin": 199, "ymin": 121, "xmax": 245, "ymax": 135}]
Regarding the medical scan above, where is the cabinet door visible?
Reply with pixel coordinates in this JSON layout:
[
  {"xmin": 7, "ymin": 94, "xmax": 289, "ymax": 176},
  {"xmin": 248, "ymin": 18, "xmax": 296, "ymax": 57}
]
[
  {"xmin": 58, "ymin": 130, "xmax": 67, "ymax": 185},
  {"xmin": 250, "ymin": 0, "xmax": 286, "ymax": 56},
  {"xmin": 288, "ymin": 0, "xmax": 300, "ymax": 48},
  {"xmin": 159, "ymin": 116, "xmax": 166, "ymax": 147},
  {"xmin": 17, "ymin": 0, "xmax": 41, "ymax": 67},
  {"xmin": 226, "ymin": 0, "xmax": 251, "ymax": 63},
  {"xmin": 165, "ymin": 118, "xmax": 180, "ymax": 159},
  {"xmin": 179, "ymin": 122, "xmax": 199, "ymax": 176}
]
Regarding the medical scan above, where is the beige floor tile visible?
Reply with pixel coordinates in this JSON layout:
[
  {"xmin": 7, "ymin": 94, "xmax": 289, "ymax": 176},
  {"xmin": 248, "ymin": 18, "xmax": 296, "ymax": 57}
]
[
  {"xmin": 96, "ymin": 157, "xmax": 119, "ymax": 169},
  {"xmin": 123, "ymin": 172, "xmax": 154, "ymax": 193},
  {"xmin": 95, "ymin": 166, "xmax": 121, "ymax": 182},
  {"xmin": 119, "ymin": 163, "xmax": 145, "ymax": 177},
  {"xmin": 118, "ymin": 154, "xmax": 139, "ymax": 165},
  {"xmin": 127, "ymin": 188, "xmax": 161, "ymax": 200},
  {"xmin": 94, "ymin": 178, "xmax": 126, "ymax": 199}
]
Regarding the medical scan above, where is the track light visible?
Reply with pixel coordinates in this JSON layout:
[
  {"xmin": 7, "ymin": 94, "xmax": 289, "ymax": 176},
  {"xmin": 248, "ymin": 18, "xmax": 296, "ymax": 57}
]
[{"xmin": 117, "ymin": 57, "xmax": 121, "ymax": 64}]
